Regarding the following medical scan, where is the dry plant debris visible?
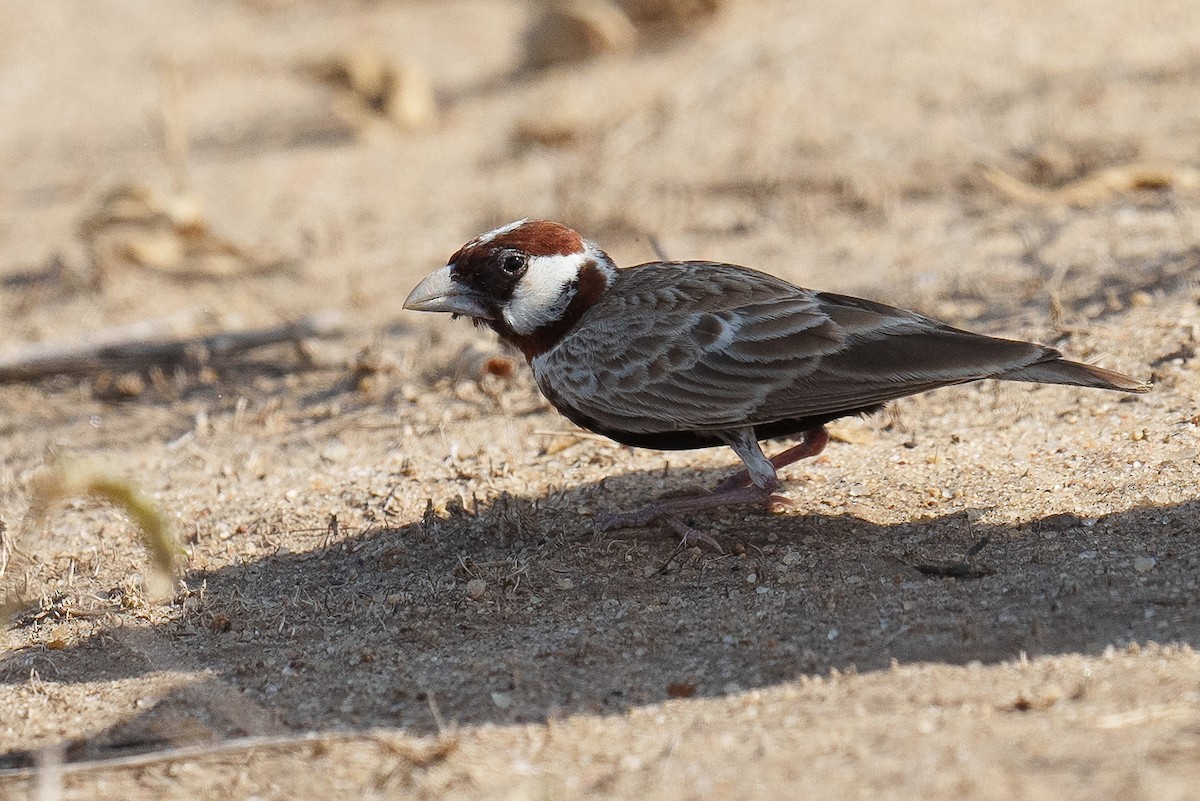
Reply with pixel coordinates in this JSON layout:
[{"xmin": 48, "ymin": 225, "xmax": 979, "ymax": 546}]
[
  {"xmin": 524, "ymin": 0, "xmax": 638, "ymax": 69},
  {"xmin": 522, "ymin": 0, "xmax": 722, "ymax": 70},
  {"xmin": 617, "ymin": 0, "xmax": 723, "ymax": 28},
  {"xmin": 300, "ymin": 50, "xmax": 437, "ymax": 132},
  {"xmin": 513, "ymin": 115, "xmax": 585, "ymax": 150},
  {"xmin": 984, "ymin": 163, "xmax": 1200, "ymax": 207},
  {"xmin": 79, "ymin": 184, "xmax": 294, "ymax": 281},
  {"xmin": 0, "ymin": 311, "xmax": 344, "ymax": 384}
]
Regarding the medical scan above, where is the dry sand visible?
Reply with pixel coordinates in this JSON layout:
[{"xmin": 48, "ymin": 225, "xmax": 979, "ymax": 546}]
[{"xmin": 1, "ymin": 0, "xmax": 1199, "ymax": 798}]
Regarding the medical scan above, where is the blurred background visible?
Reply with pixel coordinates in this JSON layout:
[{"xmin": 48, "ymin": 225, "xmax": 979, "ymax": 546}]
[{"xmin": 5, "ymin": 0, "xmax": 1199, "ymax": 356}]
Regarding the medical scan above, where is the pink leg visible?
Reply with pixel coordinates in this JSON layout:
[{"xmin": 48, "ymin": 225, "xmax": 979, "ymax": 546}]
[{"xmin": 595, "ymin": 426, "xmax": 829, "ymax": 550}]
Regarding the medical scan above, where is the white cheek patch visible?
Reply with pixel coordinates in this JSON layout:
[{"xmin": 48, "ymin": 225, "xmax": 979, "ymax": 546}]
[{"xmin": 502, "ymin": 253, "xmax": 586, "ymax": 335}]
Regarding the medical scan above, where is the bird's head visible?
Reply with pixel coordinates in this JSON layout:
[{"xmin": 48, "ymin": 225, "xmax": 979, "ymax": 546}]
[{"xmin": 404, "ymin": 219, "xmax": 616, "ymax": 358}]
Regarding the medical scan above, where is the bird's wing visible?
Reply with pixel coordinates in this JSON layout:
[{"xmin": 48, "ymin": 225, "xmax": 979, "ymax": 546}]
[{"xmin": 534, "ymin": 262, "xmax": 1053, "ymax": 434}]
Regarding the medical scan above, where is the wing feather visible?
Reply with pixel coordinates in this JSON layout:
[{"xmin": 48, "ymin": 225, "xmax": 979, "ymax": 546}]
[{"xmin": 533, "ymin": 263, "xmax": 1051, "ymax": 434}]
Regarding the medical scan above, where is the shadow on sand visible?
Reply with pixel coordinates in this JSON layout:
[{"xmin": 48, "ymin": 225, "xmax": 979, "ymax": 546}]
[{"xmin": 2, "ymin": 469, "xmax": 1197, "ymax": 766}]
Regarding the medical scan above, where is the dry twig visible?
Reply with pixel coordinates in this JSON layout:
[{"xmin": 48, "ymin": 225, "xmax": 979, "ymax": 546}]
[
  {"xmin": 0, "ymin": 311, "xmax": 343, "ymax": 383},
  {"xmin": 984, "ymin": 163, "xmax": 1200, "ymax": 207}
]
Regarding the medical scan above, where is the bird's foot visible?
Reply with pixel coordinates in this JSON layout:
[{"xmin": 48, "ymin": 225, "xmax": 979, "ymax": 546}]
[
  {"xmin": 595, "ymin": 508, "xmax": 724, "ymax": 552},
  {"xmin": 594, "ymin": 484, "xmax": 776, "ymax": 551}
]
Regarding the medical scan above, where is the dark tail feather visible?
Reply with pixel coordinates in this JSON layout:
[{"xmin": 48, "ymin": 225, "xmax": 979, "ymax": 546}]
[{"xmin": 1001, "ymin": 357, "xmax": 1150, "ymax": 393}]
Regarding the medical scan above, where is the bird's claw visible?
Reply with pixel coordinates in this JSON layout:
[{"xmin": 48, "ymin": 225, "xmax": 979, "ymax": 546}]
[
  {"xmin": 594, "ymin": 507, "xmax": 654, "ymax": 533},
  {"xmin": 594, "ymin": 480, "xmax": 784, "ymax": 552},
  {"xmin": 594, "ymin": 505, "xmax": 723, "ymax": 552},
  {"xmin": 662, "ymin": 516, "xmax": 724, "ymax": 552}
]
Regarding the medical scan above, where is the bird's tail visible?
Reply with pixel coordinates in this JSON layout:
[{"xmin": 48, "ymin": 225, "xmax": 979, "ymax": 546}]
[{"xmin": 1001, "ymin": 356, "xmax": 1150, "ymax": 393}]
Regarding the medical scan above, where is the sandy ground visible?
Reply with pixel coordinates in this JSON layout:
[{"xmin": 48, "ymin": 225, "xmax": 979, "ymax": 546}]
[{"xmin": 1, "ymin": 0, "xmax": 1199, "ymax": 798}]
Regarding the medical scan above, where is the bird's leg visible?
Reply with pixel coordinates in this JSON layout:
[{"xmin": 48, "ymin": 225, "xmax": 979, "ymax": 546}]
[
  {"xmin": 713, "ymin": 426, "xmax": 829, "ymax": 492},
  {"xmin": 595, "ymin": 428, "xmax": 784, "ymax": 549}
]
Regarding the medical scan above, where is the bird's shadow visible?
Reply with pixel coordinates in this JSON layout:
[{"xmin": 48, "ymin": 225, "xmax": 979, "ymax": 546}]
[{"xmin": 2, "ymin": 468, "xmax": 1198, "ymax": 767}]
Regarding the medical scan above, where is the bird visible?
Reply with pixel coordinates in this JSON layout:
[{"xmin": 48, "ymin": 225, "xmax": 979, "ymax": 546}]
[{"xmin": 404, "ymin": 219, "xmax": 1149, "ymax": 547}]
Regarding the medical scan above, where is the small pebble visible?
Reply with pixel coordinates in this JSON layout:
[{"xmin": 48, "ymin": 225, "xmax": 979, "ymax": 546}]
[{"xmin": 466, "ymin": 578, "xmax": 487, "ymax": 599}]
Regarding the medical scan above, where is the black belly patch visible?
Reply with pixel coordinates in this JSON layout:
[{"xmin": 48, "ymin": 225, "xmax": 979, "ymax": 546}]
[{"xmin": 556, "ymin": 405, "xmax": 885, "ymax": 450}]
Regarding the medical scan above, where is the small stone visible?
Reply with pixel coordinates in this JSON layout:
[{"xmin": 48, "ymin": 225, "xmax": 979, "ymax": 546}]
[
  {"xmin": 466, "ymin": 578, "xmax": 487, "ymax": 599},
  {"xmin": 1133, "ymin": 556, "xmax": 1156, "ymax": 573}
]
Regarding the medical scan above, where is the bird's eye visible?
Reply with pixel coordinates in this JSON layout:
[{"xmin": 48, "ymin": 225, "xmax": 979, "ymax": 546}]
[{"xmin": 500, "ymin": 253, "xmax": 526, "ymax": 275}]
